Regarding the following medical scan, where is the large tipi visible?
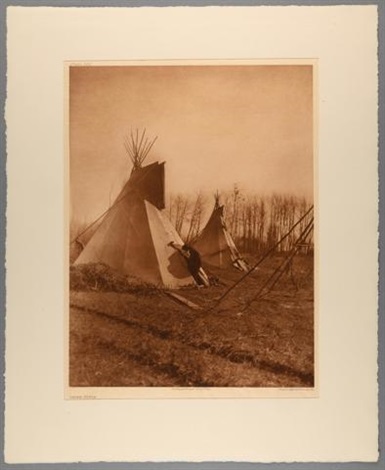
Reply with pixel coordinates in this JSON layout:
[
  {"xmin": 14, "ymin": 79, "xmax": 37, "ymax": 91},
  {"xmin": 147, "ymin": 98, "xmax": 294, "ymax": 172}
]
[
  {"xmin": 73, "ymin": 130, "xmax": 196, "ymax": 288},
  {"xmin": 191, "ymin": 194, "xmax": 249, "ymax": 272}
]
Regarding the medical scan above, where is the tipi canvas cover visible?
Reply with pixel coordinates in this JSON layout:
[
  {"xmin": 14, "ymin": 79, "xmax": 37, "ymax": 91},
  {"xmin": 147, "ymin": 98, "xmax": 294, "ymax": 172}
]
[
  {"xmin": 74, "ymin": 162, "xmax": 195, "ymax": 288},
  {"xmin": 192, "ymin": 201, "xmax": 249, "ymax": 272}
]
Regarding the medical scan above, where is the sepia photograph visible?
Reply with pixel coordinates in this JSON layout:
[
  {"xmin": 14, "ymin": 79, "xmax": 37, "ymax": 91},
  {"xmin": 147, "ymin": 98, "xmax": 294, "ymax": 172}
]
[
  {"xmin": 68, "ymin": 62, "xmax": 315, "ymax": 395},
  {"xmin": 4, "ymin": 1, "xmax": 381, "ymax": 463},
  {"xmin": 5, "ymin": 2, "xmax": 380, "ymax": 464}
]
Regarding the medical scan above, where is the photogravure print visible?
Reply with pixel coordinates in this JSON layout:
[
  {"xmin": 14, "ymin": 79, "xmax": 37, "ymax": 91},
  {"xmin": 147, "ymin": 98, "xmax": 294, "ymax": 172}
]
[{"xmin": 67, "ymin": 60, "xmax": 317, "ymax": 398}]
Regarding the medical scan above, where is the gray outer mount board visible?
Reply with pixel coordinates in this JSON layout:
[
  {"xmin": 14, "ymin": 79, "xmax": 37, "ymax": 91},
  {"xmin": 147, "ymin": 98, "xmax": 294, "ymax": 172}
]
[{"xmin": 0, "ymin": 1, "xmax": 383, "ymax": 469}]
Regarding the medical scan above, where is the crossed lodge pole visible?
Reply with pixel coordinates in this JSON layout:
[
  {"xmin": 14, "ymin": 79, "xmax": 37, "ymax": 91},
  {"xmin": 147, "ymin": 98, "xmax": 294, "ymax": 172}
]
[
  {"xmin": 240, "ymin": 216, "xmax": 314, "ymax": 312},
  {"xmin": 208, "ymin": 205, "xmax": 314, "ymax": 310}
]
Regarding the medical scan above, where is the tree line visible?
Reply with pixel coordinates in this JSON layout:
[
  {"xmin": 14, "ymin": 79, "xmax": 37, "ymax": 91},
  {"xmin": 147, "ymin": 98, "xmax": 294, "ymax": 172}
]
[
  {"xmin": 70, "ymin": 185, "xmax": 313, "ymax": 260},
  {"xmin": 168, "ymin": 186, "xmax": 313, "ymax": 254}
]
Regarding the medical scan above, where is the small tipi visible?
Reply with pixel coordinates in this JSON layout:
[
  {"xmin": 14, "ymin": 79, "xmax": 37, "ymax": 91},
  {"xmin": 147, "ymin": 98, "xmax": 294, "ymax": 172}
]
[
  {"xmin": 192, "ymin": 194, "xmax": 249, "ymax": 272},
  {"xmin": 73, "ymin": 130, "xmax": 196, "ymax": 288}
]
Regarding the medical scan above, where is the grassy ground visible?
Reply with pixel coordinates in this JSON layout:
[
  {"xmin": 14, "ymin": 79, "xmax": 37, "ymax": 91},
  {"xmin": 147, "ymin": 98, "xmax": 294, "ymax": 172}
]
[{"xmin": 69, "ymin": 254, "xmax": 314, "ymax": 388}]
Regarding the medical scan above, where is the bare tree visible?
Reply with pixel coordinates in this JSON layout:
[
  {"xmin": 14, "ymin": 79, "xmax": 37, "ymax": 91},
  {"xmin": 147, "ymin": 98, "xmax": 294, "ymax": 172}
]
[
  {"xmin": 170, "ymin": 194, "xmax": 190, "ymax": 236},
  {"xmin": 185, "ymin": 192, "xmax": 207, "ymax": 243},
  {"xmin": 168, "ymin": 188, "xmax": 312, "ymax": 255}
]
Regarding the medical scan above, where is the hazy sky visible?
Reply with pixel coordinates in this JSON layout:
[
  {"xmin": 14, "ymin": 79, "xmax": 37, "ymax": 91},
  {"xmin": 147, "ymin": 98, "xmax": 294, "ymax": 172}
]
[{"xmin": 70, "ymin": 65, "xmax": 313, "ymax": 222}]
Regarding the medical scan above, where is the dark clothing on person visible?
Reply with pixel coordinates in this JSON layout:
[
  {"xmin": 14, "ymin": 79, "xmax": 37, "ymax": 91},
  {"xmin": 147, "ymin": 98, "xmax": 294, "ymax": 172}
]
[
  {"xmin": 182, "ymin": 245, "xmax": 204, "ymax": 285},
  {"xmin": 183, "ymin": 245, "xmax": 201, "ymax": 272},
  {"xmin": 168, "ymin": 241, "xmax": 206, "ymax": 286}
]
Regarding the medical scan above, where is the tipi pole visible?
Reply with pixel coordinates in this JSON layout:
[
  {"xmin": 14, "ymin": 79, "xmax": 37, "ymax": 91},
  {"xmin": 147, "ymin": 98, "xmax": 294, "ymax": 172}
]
[
  {"xmin": 241, "ymin": 218, "xmax": 314, "ymax": 310},
  {"xmin": 123, "ymin": 137, "xmax": 134, "ymax": 160},
  {"xmin": 137, "ymin": 128, "xmax": 146, "ymax": 157},
  {"xmin": 135, "ymin": 128, "xmax": 139, "ymax": 151},
  {"xmin": 262, "ymin": 221, "xmax": 314, "ymax": 295},
  {"xmin": 142, "ymin": 136, "xmax": 158, "ymax": 161},
  {"xmin": 209, "ymin": 205, "xmax": 313, "ymax": 309}
]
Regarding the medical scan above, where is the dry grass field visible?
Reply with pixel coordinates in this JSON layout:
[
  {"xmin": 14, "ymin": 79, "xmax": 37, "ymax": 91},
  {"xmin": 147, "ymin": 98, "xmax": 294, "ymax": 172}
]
[{"xmin": 69, "ymin": 254, "xmax": 314, "ymax": 388}]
